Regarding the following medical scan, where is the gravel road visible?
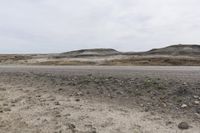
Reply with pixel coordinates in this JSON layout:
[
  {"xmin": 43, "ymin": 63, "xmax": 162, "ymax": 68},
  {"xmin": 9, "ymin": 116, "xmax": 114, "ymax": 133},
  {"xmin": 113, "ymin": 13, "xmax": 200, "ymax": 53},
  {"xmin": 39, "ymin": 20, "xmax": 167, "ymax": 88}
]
[{"xmin": 0, "ymin": 66, "xmax": 199, "ymax": 133}]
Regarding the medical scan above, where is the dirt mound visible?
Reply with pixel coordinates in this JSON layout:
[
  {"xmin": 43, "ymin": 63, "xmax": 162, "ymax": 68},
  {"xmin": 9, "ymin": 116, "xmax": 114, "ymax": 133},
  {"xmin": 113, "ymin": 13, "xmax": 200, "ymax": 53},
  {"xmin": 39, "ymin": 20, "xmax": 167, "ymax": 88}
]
[
  {"xmin": 61, "ymin": 48, "xmax": 120, "ymax": 57},
  {"xmin": 146, "ymin": 44, "xmax": 200, "ymax": 56}
]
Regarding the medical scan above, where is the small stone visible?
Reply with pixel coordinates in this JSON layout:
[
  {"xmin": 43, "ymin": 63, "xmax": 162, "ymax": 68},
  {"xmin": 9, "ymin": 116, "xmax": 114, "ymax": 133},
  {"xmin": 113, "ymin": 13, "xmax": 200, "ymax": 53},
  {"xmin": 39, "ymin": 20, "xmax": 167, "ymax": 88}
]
[
  {"xmin": 166, "ymin": 121, "xmax": 173, "ymax": 126},
  {"xmin": 68, "ymin": 123, "xmax": 76, "ymax": 129},
  {"xmin": 76, "ymin": 91, "xmax": 83, "ymax": 96},
  {"xmin": 54, "ymin": 102, "xmax": 60, "ymax": 105},
  {"xmin": 194, "ymin": 101, "xmax": 199, "ymax": 105},
  {"xmin": 56, "ymin": 114, "xmax": 61, "ymax": 118},
  {"xmin": 36, "ymin": 95, "xmax": 41, "ymax": 98},
  {"xmin": 3, "ymin": 103, "xmax": 8, "ymax": 106},
  {"xmin": 194, "ymin": 95, "xmax": 199, "ymax": 99},
  {"xmin": 11, "ymin": 100, "xmax": 17, "ymax": 103},
  {"xmin": 116, "ymin": 91, "xmax": 123, "ymax": 95},
  {"xmin": 144, "ymin": 107, "xmax": 149, "ymax": 112},
  {"xmin": 4, "ymin": 108, "xmax": 11, "ymax": 112},
  {"xmin": 183, "ymin": 82, "xmax": 187, "ymax": 85},
  {"xmin": 196, "ymin": 107, "xmax": 200, "ymax": 114},
  {"xmin": 181, "ymin": 104, "xmax": 187, "ymax": 108},
  {"xmin": 58, "ymin": 88, "xmax": 63, "ymax": 91},
  {"xmin": 91, "ymin": 128, "xmax": 97, "ymax": 133},
  {"xmin": 49, "ymin": 98, "xmax": 56, "ymax": 101},
  {"xmin": 64, "ymin": 113, "xmax": 71, "ymax": 117},
  {"xmin": 75, "ymin": 99, "xmax": 80, "ymax": 102},
  {"xmin": 178, "ymin": 122, "xmax": 189, "ymax": 130}
]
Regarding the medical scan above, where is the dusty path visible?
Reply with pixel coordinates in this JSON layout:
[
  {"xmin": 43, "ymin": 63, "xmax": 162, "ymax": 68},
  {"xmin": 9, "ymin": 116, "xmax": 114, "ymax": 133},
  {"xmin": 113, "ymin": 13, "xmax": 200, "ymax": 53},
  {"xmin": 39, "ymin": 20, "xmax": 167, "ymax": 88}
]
[{"xmin": 0, "ymin": 66, "xmax": 200, "ymax": 133}]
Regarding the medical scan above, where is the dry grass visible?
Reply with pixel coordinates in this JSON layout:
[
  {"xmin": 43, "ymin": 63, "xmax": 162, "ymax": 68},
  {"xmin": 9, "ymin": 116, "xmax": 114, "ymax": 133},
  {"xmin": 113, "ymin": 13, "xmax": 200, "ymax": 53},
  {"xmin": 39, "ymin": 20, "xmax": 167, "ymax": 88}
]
[
  {"xmin": 35, "ymin": 60, "xmax": 96, "ymax": 65},
  {"xmin": 103, "ymin": 56, "xmax": 200, "ymax": 66}
]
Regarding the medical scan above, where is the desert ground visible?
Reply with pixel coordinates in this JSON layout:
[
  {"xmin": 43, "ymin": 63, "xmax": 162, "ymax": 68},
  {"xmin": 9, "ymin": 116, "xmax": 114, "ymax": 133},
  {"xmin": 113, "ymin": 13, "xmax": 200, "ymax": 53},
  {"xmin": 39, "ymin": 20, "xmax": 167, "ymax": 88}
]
[{"xmin": 0, "ymin": 66, "xmax": 200, "ymax": 133}]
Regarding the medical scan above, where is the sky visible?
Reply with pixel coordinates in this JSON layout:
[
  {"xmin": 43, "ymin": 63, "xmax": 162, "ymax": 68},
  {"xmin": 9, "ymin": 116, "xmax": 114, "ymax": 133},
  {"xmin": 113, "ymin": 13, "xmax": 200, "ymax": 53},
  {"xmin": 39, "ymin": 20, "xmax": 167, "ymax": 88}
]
[{"xmin": 0, "ymin": 0, "xmax": 200, "ymax": 53}]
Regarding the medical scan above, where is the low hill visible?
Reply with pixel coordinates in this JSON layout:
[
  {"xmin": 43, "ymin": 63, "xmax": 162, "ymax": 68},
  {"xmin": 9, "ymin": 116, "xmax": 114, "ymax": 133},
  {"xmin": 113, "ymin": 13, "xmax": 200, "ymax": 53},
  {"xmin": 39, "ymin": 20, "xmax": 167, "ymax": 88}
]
[
  {"xmin": 61, "ymin": 48, "xmax": 120, "ymax": 57},
  {"xmin": 1, "ymin": 44, "xmax": 200, "ymax": 66},
  {"xmin": 146, "ymin": 44, "xmax": 200, "ymax": 56}
]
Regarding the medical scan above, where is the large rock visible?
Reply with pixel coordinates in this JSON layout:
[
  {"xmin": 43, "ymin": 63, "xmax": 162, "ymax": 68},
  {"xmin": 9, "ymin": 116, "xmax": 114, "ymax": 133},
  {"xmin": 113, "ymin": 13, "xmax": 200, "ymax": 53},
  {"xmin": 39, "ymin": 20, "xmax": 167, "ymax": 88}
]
[{"xmin": 178, "ymin": 122, "xmax": 189, "ymax": 130}]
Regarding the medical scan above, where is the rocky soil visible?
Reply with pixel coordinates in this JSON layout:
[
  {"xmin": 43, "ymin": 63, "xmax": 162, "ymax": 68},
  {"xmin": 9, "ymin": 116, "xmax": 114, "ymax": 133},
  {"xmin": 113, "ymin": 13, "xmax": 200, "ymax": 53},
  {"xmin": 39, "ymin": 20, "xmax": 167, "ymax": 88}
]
[{"xmin": 0, "ymin": 66, "xmax": 199, "ymax": 133}]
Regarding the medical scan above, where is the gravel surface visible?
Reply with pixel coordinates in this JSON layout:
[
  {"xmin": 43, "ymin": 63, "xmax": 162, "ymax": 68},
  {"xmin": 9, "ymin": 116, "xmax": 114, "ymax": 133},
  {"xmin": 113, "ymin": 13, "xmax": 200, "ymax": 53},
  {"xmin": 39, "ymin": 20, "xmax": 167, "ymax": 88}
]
[{"xmin": 0, "ymin": 66, "xmax": 199, "ymax": 133}]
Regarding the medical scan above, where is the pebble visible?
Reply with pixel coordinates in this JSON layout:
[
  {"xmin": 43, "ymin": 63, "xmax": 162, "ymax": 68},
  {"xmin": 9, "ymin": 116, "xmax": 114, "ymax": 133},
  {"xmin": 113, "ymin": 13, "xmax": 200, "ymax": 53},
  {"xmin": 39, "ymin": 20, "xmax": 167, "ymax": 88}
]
[
  {"xmin": 58, "ymin": 88, "xmax": 63, "ymax": 91},
  {"xmin": 183, "ymin": 82, "xmax": 188, "ymax": 86},
  {"xmin": 76, "ymin": 91, "xmax": 83, "ymax": 96},
  {"xmin": 56, "ymin": 114, "xmax": 61, "ymax": 118},
  {"xmin": 3, "ymin": 103, "xmax": 8, "ymax": 106},
  {"xmin": 75, "ymin": 98, "xmax": 80, "ymax": 102},
  {"xmin": 4, "ymin": 108, "xmax": 11, "ymax": 112},
  {"xmin": 91, "ymin": 128, "xmax": 97, "ymax": 133},
  {"xmin": 54, "ymin": 102, "xmax": 60, "ymax": 105},
  {"xmin": 196, "ymin": 107, "xmax": 200, "ymax": 114},
  {"xmin": 166, "ymin": 121, "xmax": 173, "ymax": 126},
  {"xmin": 144, "ymin": 107, "xmax": 149, "ymax": 112},
  {"xmin": 181, "ymin": 104, "xmax": 188, "ymax": 108},
  {"xmin": 68, "ymin": 123, "xmax": 76, "ymax": 129},
  {"xmin": 194, "ymin": 101, "xmax": 199, "ymax": 105},
  {"xmin": 178, "ymin": 122, "xmax": 189, "ymax": 130}
]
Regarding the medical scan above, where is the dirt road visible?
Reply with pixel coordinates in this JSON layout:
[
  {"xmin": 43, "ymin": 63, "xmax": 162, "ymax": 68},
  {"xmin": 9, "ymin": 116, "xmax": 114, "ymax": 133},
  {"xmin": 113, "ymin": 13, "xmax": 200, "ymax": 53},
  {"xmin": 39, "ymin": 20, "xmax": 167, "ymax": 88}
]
[{"xmin": 0, "ymin": 66, "xmax": 200, "ymax": 133}]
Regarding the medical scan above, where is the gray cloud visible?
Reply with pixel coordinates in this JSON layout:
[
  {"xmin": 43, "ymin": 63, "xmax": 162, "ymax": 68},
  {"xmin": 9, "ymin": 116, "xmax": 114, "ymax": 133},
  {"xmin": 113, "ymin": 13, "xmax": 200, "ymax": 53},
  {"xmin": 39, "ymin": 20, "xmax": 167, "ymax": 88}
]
[{"xmin": 0, "ymin": 0, "xmax": 200, "ymax": 53}]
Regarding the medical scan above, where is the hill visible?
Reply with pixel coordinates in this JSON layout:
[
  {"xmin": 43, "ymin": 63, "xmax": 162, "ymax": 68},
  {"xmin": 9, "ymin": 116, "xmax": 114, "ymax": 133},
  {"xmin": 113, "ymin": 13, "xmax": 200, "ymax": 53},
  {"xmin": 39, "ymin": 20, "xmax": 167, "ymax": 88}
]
[
  {"xmin": 61, "ymin": 48, "xmax": 120, "ymax": 57},
  {"xmin": 146, "ymin": 44, "xmax": 200, "ymax": 56},
  {"xmin": 1, "ymin": 44, "xmax": 200, "ymax": 66}
]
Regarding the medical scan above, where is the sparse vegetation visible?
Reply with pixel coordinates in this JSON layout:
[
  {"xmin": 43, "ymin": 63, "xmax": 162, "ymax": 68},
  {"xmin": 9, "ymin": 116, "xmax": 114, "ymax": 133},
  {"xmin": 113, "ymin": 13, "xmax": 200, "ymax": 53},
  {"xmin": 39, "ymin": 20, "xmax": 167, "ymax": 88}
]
[{"xmin": 0, "ymin": 44, "xmax": 200, "ymax": 66}]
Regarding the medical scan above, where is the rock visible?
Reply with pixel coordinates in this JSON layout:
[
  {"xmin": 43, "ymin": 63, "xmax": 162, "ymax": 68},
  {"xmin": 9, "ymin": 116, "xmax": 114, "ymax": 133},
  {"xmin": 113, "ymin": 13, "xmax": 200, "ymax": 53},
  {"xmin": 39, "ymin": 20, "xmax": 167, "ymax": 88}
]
[
  {"xmin": 91, "ymin": 128, "xmax": 97, "ymax": 133},
  {"xmin": 116, "ymin": 91, "xmax": 123, "ymax": 95},
  {"xmin": 183, "ymin": 82, "xmax": 188, "ymax": 86},
  {"xmin": 54, "ymin": 102, "xmax": 60, "ymax": 105},
  {"xmin": 36, "ymin": 95, "xmax": 41, "ymax": 98},
  {"xmin": 75, "ymin": 98, "xmax": 80, "ymax": 102},
  {"xmin": 86, "ymin": 91, "xmax": 90, "ymax": 94},
  {"xmin": 178, "ymin": 122, "xmax": 189, "ymax": 130},
  {"xmin": 10, "ymin": 100, "xmax": 17, "ymax": 103},
  {"xmin": 3, "ymin": 103, "xmax": 8, "ymax": 106},
  {"xmin": 88, "ymin": 74, "xmax": 93, "ymax": 77},
  {"xmin": 49, "ymin": 98, "xmax": 56, "ymax": 101},
  {"xmin": 56, "ymin": 114, "xmax": 61, "ymax": 118},
  {"xmin": 58, "ymin": 88, "xmax": 63, "ymax": 91},
  {"xmin": 194, "ymin": 101, "xmax": 199, "ymax": 105},
  {"xmin": 181, "ymin": 104, "xmax": 187, "ymax": 108},
  {"xmin": 4, "ymin": 108, "xmax": 11, "ymax": 112},
  {"xmin": 76, "ymin": 91, "xmax": 83, "ymax": 96},
  {"xmin": 193, "ymin": 95, "xmax": 199, "ymax": 99},
  {"xmin": 64, "ymin": 113, "xmax": 71, "ymax": 117},
  {"xmin": 166, "ymin": 121, "xmax": 173, "ymax": 126},
  {"xmin": 196, "ymin": 107, "xmax": 200, "ymax": 114},
  {"xmin": 144, "ymin": 107, "xmax": 149, "ymax": 112},
  {"xmin": 68, "ymin": 123, "xmax": 76, "ymax": 129}
]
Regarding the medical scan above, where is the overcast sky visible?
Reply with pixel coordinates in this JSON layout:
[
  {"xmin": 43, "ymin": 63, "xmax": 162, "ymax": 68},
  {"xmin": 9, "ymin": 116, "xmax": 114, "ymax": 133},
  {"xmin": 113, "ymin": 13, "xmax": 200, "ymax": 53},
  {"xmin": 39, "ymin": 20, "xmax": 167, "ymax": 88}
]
[{"xmin": 0, "ymin": 0, "xmax": 200, "ymax": 53}]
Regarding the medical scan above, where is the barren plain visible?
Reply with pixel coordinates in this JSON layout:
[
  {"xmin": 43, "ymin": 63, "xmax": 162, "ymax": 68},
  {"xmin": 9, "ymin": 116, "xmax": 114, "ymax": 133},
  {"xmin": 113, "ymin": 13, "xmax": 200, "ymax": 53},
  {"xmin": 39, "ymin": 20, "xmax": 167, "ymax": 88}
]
[{"xmin": 0, "ymin": 66, "xmax": 200, "ymax": 133}]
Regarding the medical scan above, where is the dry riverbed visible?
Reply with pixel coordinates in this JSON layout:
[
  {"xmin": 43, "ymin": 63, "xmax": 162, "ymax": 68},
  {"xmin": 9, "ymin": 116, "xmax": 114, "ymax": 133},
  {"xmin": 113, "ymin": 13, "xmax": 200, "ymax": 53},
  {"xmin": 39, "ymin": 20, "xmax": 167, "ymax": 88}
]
[{"xmin": 0, "ymin": 66, "xmax": 200, "ymax": 133}]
